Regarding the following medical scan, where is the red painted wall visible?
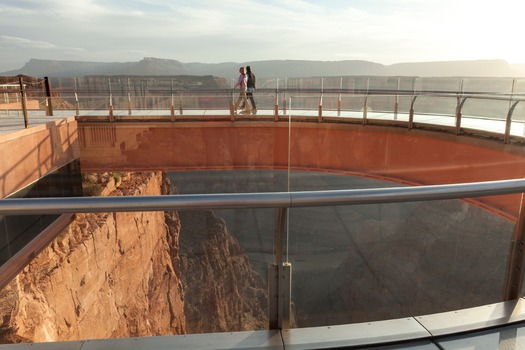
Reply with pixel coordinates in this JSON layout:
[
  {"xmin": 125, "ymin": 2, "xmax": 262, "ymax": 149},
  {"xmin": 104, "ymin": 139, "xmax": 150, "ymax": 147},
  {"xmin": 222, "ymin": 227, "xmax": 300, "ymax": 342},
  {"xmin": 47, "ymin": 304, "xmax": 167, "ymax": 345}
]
[{"xmin": 79, "ymin": 121, "xmax": 525, "ymax": 219}]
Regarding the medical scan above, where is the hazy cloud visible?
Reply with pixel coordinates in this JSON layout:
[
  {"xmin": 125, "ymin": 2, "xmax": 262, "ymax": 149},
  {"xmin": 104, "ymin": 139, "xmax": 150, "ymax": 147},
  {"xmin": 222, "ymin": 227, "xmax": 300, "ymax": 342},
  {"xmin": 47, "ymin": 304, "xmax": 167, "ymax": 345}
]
[
  {"xmin": 0, "ymin": 0, "xmax": 523, "ymax": 72},
  {"xmin": 0, "ymin": 36, "xmax": 85, "ymax": 52}
]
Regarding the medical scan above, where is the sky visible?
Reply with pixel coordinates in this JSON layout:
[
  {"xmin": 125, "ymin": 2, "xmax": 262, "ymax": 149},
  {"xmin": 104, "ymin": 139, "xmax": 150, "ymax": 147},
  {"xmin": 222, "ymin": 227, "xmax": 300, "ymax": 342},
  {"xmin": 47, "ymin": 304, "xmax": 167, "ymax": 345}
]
[{"xmin": 1, "ymin": 0, "xmax": 524, "ymax": 72}]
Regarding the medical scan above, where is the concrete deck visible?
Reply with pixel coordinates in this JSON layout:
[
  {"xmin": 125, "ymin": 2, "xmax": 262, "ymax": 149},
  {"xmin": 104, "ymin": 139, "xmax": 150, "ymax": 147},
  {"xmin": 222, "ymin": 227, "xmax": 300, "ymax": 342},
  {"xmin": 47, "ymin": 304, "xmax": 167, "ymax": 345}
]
[{"xmin": 0, "ymin": 110, "xmax": 73, "ymax": 136}]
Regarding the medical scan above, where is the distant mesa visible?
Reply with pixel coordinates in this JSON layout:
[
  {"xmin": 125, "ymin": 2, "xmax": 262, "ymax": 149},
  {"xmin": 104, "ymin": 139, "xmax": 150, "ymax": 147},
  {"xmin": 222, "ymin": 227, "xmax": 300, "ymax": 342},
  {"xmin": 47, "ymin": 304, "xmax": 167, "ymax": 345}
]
[{"xmin": 1, "ymin": 57, "xmax": 523, "ymax": 78}]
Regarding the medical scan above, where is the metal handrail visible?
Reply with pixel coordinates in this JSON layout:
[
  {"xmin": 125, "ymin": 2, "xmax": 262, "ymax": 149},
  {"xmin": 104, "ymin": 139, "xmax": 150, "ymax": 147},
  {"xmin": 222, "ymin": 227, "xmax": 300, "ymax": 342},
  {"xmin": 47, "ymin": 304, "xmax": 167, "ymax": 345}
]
[
  {"xmin": 51, "ymin": 90, "xmax": 525, "ymax": 103},
  {"xmin": 1, "ymin": 178, "xmax": 524, "ymax": 215}
]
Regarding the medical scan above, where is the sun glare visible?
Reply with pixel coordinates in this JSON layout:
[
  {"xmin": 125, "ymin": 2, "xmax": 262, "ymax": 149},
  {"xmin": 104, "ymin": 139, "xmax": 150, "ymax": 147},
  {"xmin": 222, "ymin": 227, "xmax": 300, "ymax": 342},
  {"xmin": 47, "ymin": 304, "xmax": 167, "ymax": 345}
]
[{"xmin": 456, "ymin": 1, "xmax": 525, "ymax": 63}]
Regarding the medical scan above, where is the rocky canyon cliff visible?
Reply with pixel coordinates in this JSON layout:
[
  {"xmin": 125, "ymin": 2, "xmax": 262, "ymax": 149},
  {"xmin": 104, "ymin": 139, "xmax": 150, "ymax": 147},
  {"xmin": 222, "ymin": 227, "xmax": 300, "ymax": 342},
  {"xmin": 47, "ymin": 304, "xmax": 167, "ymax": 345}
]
[{"xmin": 0, "ymin": 171, "xmax": 268, "ymax": 343}]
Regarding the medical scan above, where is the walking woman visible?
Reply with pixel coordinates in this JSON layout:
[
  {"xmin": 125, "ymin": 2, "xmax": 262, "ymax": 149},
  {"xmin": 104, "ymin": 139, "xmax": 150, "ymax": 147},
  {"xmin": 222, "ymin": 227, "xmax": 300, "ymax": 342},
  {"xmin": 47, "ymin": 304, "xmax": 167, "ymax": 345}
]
[{"xmin": 233, "ymin": 66, "xmax": 251, "ymax": 114}]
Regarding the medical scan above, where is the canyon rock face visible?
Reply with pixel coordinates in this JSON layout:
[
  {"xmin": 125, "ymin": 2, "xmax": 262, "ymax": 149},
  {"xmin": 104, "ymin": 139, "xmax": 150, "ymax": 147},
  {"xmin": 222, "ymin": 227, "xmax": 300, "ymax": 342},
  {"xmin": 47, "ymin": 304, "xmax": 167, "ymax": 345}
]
[
  {"xmin": 0, "ymin": 172, "xmax": 186, "ymax": 342},
  {"xmin": 179, "ymin": 210, "xmax": 268, "ymax": 334},
  {"xmin": 0, "ymin": 171, "xmax": 267, "ymax": 343}
]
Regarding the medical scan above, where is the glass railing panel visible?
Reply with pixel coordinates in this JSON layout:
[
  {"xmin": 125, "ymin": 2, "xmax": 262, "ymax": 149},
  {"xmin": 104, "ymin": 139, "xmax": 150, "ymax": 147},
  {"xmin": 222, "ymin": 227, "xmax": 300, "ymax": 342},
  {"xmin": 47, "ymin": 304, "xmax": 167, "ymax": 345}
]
[
  {"xmin": 109, "ymin": 95, "xmax": 173, "ymax": 115},
  {"xmin": 512, "ymin": 79, "xmax": 525, "ymax": 139},
  {"xmin": 320, "ymin": 77, "xmax": 342, "ymax": 90},
  {"xmin": 341, "ymin": 76, "xmax": 413, "ymax": 92},
  {"xmin": 49, "ymin": 77, "xmax": 77, "ymax": 91},
  {"xmin": 413, "ymin": 95, "xmax": 457, "ymax": 115},
  {"xmin": 167, "ymin": 170, "xmax": 280, "ymax": 333},
  {"xmin": 176, "ymin": 207, "xmax": 271, "ymax": 334},
  {"xmin": 317, "ymin": 94, "xmax": 345, "ymax": 118},
  {"xmin": 283, "ymin": 77, "xmax": 324, "ymax": 90},
  {"xmin": 411, "ymin": 95, "xmax": 457, "ymax": 127},
  {"xmin": 287, "ymin": 193, "xmax": 517, "ymax": 328},
  {"xmin": 462, "ymin": 77, "xmax": 515, "ymax": 94},
  {"xmin": 285, "ymin": 117, "xmax": 525, "ymax": 327},
  {"xmin": 177, "ymin": 93, "xmax": 229, "ymax": 116},
  {"xmin": 514, "ymin": 78, "xmax": 525, "ymax": 94},
  {"xmin": 248, "ymin": 90, "xmax": 277, "ymax": 116},
  {"xmin": 68, "ymin": 76, "xmax": 231, "ymax": 95},
  {"xmin": 510, "ymin": 101, "xmax": 525, "ymax": 138},
  {"xmin": 344, "ymin": 77, "xmax": 372, "ymax": 91},
  {"xmin": 46, "ymin": 96, "xmax": 76, "ymax": 115},
  {"xmin": 0, "ymin": 160, "xmax": 81, "ymax": 268},
  {"xmin": 338, "ymin": 94, "xmax": 367, "ymax": 119},
  {"xmin": 255, "ymin": 78, "xmax": 278, "ymax": 90},
  {"xmin": 368, "ymin": 77, "xmax": 404, "ymax": 91},
  {"xmin": 396, "ymin": 95, "xmax": 415, "ymax": 115},
  {"xmin": 0, "ymin": 95, "xmax": 47, "ymax": 118},
  {"xmin": 3, "ymin": 165, "xmax": 273, "ymax": 335},
  {"xmin": 415, "ymin": 77, "xmax": 462, "ymax": 93},
  {"xmin": 1, "ymin": 214, "xmax": 59, "ymax": 259},
  {"xmin": 364, "ymin": 95, "xmax": 398, "ymax": 122},
  {"xmin": 75, "ymin": 96, "xmax": 112, "ymax": 116},
  {"xmin": 12, "ymin": 101, "xmax": 41, "ymax": 119},
  {"xmin": 110, "ymin": 96, "xmax": 134, "ymax": 115},
  {"xmin": 460, "ymin": 98, "xmax": 509, "ymax": 134},
  {"xmin": 0, "ymin": 216, "xmax": 9, "ymax": 265},
  {"xmin": 397, "ymin": 77, "xmax": 418, "ymax": 93},
  {"xmin": 288, "ymin": 96, "xmax": 321, "ymax": 117},
  {"xmin": 145, "ymin": 94, "xmax": 169, "ymax": 112}
]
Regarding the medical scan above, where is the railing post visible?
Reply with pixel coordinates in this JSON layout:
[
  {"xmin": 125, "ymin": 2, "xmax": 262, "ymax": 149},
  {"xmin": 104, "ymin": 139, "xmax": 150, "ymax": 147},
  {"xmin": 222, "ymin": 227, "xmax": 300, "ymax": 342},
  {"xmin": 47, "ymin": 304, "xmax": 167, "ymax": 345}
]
[
  {"xmin": 108, "ymin": 78, "xmax": 113, "ymax": 122},
  {"xmin": 274, "ymin": 89, "xmax": 279, "ymax": 122},
  {"xmin": 128, "ymin": 78, "xmax": 132, "ymax": 116},
  {"xmin": 455, "ymin": 97, "xmax": 469, "ymax": 136},
  {"xmin": 108, "ymin": 93, "xmax": 114, "ymax": 122},
  {"xmin": 268, "ymin": 208, "xmax": 291, "ymax": 330},
  {"xmin": 18, "ymin": 76, "xmax": 28, "ymax": 128},
  {"xmin": 179, "ymin": 93, "xmax": 184, "ymax": 116},
  {"xmin": 44, "ymin": 76, "xmax": 53, "ymax": 116},
  {"xmin": 337, "ymin": 94, "xmax": 342, "ymax": 117},
  {"xmin": 230, "ymin": 90, "xmax": 236, "ymax": 122},
  {"xmin": 455, "ymin": 96, "xmax": 462, "ymax": 135},
  {"xmin": 505, "ymin": 80, "xmax": 518, "ymax": 143},
  {"xmin": 394, "ymin": 95, "xmax": 399, "ymax": 120},
  {"xmin": 505, "ymin": 194, "xmax": 525, "ymax": 300},
  {"xmin": 74, "ymin": 92, "xmax": 80, "ymax": 116},
  {"xmin": 394, "ymin": 77, "xmax": 400, "ymax": 120},
  {"xmin": 127, "ymin": 93, "xmax": 132, "ymax": 116},
  {"xmin": 362, "ymin": 95, "xmax": 368, "ymax": 125},
  {"xmin": 504, "ymin": 101, "xmax": 520, "ymax": 144},
  {"xmin": 318, "ymin": 93, "xmax": 323, "ymax": 122},
  {"xmin": 338, "ymin": 77, "xmax": 342, "ymax": 117},
  {"xmin": 408, "ymin": 95, "xmax": 417, "ymax": 130},
  {"xmin": 170, "ymin": 93, "xmax": 176, "ymax": 122},
  {"xmin": 318, "ymin": 79, "xmax": 324, "ymax": 122}
]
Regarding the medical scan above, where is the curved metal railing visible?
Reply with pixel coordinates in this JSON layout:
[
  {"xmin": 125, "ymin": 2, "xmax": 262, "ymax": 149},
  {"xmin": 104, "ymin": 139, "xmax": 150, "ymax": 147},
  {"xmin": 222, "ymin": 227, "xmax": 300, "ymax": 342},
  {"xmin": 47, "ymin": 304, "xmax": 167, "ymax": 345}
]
[
  {"xmin": 3, "ymin": 75, "xmax": 525, "ymax": 142},
  {"xmin": 1, "ymin": 178, "xmax": 524, "ymax": 214},
  {"xmin": 1, "ymin": 178, "xmax": 525, "ymax": 330}
]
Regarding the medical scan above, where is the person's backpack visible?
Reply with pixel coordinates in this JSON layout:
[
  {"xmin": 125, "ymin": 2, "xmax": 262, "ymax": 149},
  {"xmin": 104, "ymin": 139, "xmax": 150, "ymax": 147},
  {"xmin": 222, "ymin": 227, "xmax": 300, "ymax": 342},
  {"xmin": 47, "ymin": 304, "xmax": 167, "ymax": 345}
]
[{"xmin": 247, "ymin": 72, "xmax": 256, "ymax": 88}]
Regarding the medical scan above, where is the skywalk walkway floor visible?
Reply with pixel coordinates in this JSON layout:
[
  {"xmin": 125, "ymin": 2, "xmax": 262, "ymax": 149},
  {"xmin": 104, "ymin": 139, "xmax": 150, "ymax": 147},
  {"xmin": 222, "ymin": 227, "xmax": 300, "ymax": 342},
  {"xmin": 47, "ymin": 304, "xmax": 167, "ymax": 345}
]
[{"xmin": 1, "ymin": 108, "xmax": 524, "ymax": 139}]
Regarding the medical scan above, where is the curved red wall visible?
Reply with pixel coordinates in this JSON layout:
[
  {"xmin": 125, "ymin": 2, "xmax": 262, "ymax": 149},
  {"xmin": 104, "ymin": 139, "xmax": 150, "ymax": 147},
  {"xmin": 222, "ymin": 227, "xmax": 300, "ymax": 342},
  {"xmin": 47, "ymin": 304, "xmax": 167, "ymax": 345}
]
[{"xmin": 79, "ymin": 121, "xmax": 525, "ymax": 219}]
